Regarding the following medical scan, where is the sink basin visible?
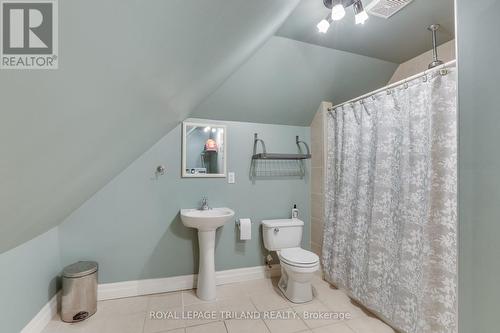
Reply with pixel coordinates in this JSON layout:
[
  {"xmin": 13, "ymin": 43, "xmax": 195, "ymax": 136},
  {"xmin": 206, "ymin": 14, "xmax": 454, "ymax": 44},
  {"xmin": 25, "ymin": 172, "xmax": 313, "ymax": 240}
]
[
  {"xmin": 180, "ymin": 207, "xmax": 235, "ymax": 301},
  {"xmin": 180, "ymin": 208, "xmax": 235, "ymax": 231}
]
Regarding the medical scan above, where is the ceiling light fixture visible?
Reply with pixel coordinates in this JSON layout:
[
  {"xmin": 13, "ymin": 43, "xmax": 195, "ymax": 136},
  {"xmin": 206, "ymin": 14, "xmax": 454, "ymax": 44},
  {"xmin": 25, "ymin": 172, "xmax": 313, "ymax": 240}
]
[{"xmin": 318, "ymin": 0, "xmax": 369, "ymax": 30}]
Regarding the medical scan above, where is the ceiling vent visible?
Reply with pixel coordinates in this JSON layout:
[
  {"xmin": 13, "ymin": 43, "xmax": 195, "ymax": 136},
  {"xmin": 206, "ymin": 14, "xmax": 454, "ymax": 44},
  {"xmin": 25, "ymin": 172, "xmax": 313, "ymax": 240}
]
[{"xmin": 365, "ymin": 0, "xmax": 414, "ymax": 19}]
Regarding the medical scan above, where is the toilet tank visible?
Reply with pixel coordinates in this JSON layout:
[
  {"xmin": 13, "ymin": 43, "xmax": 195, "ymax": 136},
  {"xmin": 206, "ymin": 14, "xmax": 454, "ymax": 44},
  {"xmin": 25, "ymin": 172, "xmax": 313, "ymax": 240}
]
[{"xmin": 262, "ymin": 219, "xmax": 304, "ymax": 251}]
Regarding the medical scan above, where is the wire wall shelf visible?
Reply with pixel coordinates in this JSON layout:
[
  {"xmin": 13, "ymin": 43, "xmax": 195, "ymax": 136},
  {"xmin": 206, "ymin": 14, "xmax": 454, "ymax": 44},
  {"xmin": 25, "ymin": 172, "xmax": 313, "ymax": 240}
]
[{"xmin": 250, "ymin": 133, "xmax": 311, "ymax": 179}]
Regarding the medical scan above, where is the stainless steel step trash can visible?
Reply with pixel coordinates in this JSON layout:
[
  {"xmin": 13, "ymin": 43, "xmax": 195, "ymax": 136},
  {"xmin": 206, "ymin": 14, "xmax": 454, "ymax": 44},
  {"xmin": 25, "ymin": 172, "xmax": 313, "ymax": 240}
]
[{"xmin": 61, "ymin": 261, "xmax": 98, "ymax": 322}]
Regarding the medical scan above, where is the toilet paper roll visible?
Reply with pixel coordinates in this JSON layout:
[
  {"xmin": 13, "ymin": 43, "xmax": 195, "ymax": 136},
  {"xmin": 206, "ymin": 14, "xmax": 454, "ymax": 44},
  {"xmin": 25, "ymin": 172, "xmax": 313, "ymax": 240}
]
[{"xmin": 239, "ymin": 218, "xmax": 252, "ymax": 240}]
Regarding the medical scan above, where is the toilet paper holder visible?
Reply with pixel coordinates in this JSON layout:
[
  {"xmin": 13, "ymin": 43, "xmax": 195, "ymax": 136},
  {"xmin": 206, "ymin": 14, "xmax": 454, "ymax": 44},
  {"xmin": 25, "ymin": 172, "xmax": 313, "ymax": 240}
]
[{"xmin": 235, "ymin": 219, "xmax": 252, "ymax": 227}]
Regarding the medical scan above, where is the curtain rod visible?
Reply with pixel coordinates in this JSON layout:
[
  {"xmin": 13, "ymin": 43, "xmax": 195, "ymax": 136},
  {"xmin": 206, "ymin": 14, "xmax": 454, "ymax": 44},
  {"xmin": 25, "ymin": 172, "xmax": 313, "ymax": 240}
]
[{"xmin": 328, "ymin": 59, "xmax": 457, "ymax": 111}]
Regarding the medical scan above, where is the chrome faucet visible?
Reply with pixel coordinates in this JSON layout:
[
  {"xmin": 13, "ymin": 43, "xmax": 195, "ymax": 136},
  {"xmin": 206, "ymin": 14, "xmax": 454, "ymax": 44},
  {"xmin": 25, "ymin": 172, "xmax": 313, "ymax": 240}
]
[{"xmin": 200, "ymin": 196, "xmax": 210, "ymax": 210}]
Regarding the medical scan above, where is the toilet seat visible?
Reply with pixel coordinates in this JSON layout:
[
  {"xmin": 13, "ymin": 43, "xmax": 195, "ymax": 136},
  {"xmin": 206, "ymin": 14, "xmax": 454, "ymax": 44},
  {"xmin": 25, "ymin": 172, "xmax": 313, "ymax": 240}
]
[{"xmin": 278, "ymin": 247, "xmax": 319, "ymax": 268}]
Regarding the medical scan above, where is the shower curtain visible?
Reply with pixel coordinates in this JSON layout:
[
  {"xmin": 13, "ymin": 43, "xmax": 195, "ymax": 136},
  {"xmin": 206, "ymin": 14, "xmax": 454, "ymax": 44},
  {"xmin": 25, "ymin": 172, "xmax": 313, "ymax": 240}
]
[{"xmin": 323, "ymin": 68, "xmax": 457, "ymax": 333}]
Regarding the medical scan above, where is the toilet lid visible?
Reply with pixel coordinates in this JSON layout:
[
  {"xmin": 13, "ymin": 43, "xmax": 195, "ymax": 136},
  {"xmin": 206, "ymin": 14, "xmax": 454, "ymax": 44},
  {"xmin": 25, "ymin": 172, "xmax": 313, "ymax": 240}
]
[{"xmin": 279, "ymin": 247, "xmax": 319, "ymax": 266}]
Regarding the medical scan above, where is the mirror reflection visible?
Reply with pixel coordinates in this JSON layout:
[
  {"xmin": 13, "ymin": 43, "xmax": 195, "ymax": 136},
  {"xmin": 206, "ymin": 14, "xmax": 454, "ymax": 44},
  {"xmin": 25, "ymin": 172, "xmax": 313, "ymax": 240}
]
[{"xmin": 183, "ymin": 122, "xmax": 226, "ymax": 177}]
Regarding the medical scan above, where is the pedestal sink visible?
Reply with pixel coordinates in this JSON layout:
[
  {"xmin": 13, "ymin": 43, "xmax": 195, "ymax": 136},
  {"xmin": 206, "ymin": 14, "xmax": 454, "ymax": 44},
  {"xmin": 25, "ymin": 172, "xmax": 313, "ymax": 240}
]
[{"xmin": 180, "ymin": 207, "xmax": 235, "ymax": 301}]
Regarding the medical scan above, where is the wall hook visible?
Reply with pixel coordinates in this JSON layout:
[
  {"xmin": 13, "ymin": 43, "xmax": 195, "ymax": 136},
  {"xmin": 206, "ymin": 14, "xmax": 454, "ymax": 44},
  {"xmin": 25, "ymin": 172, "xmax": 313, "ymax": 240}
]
[{"xmin": 155, "ymin": 165, "xmax": 166, "ymax": 177}]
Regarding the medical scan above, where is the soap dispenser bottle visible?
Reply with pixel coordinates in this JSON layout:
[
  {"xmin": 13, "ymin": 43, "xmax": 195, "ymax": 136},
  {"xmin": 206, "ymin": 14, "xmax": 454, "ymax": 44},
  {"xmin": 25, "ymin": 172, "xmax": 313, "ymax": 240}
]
[{"xmin": 291, "ymin": 204, "xmax": 299, "ymax": 219}]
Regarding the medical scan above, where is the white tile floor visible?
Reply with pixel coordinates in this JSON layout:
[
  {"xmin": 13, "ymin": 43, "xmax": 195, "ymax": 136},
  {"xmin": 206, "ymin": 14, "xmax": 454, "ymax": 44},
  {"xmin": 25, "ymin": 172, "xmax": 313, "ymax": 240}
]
[{"xmin": 42, "ymin": 274, "xmax": 395, "ymax": 333}]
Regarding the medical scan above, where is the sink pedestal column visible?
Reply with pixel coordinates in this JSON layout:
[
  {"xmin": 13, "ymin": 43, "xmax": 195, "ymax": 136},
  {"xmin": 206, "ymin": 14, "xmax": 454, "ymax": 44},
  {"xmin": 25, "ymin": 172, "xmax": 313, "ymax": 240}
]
[{"xmin": 197, "ymin": 230, "xmax": 216, "ymax": 301}]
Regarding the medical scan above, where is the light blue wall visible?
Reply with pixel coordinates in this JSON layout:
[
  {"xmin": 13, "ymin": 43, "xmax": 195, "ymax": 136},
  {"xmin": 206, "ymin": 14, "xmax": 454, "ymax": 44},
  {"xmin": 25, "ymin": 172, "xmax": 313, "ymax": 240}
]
[
  {"xmin": 0, "ymin": 0, "xmax": 300, "ymax": 254},
  {"xmin": 457, "ymin": 0, "xmax": 500, "ymax": 331},
  {"xmin": 58, "ymin": 121, "xmax": 310, "ymax": 283},
  {"xmin": 193, "ymin": 36, "xmax": 397, "ymax": 126},
  {"xmin": 0, "ymin": 228, "xmax": 61, "ymax": 333}
]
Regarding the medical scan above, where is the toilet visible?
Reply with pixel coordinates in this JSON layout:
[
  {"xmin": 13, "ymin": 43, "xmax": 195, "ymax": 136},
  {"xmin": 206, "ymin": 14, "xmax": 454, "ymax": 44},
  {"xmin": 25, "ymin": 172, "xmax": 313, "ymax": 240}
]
[{"xmin": 262, "ymin": 218, "xmax": 320, "ymax": 303}]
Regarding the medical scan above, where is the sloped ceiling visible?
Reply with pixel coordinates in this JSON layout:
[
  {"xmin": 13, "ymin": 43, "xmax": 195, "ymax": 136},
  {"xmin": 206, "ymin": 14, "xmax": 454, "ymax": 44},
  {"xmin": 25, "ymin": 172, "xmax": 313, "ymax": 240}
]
[
  {"xmin": 193, "ymin": 36, "xmax": 397, "ymax": 125},
  {"xmin": 276, "ymin": 0, "xmax": 455, "ymax": 63},
  {"xmin": 0, "ymin": 0, "xmax": 301, "ymax": 253}
]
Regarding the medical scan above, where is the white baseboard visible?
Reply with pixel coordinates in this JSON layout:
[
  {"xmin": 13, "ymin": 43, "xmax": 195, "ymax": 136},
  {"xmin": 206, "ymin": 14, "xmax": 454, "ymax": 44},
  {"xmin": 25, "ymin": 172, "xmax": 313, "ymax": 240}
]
[
  {"xmin": 20, "ymin": 292, "xmax": 59, "ymax": 333},
  {"xmin": 23, "ymin": 265, "xmax": 281, "ymax": 333},
  {"xmin": 98, "ymin": 264, "xmax": 281, "ymax": 301}
]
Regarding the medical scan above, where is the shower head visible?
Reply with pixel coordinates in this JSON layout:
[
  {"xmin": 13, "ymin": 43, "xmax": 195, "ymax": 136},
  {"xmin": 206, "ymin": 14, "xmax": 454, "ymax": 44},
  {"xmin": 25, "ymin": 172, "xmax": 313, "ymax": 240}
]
[{"xmin": 428, "ymin": 24, "xmax": 444, "ymax": 69}]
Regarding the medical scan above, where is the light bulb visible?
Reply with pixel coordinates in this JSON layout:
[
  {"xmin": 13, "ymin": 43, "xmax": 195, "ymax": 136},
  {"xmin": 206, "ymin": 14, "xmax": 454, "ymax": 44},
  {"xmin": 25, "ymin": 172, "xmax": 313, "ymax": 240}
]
[
  {"xmin": 355, "ymin": 10, "xmax": 369, "ymax": 24},
  {"xmin": 316, "ymin": 19, "xmax": 330, "ymax": 33},
  {"xmin": 204, "ymin": 127, "xmax": 210, "ymax": 132},
  {"xmin": 353, "ymin": 1, "xmax": 369, "ymax": 25},
  {"xmin": 331, "ymin": 4, "xmax": 346, "ymax": 21}
]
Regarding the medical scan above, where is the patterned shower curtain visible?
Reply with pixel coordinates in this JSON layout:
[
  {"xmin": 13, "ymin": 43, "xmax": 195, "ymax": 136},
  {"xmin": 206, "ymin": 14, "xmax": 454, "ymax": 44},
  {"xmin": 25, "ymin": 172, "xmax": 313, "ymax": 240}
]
[{"xmin": 323, "ymin": 67, "xmax": 457, "ymax": 333}]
